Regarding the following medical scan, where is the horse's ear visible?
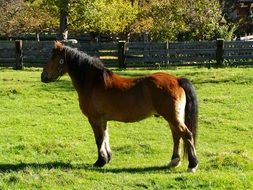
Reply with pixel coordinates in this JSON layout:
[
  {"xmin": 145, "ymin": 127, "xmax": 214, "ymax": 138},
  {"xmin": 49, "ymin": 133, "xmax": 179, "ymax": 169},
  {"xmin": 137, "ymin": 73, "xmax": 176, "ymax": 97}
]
[{"xmin": 54, "ymin": 41, "xmax": 64, "ymax": 51}]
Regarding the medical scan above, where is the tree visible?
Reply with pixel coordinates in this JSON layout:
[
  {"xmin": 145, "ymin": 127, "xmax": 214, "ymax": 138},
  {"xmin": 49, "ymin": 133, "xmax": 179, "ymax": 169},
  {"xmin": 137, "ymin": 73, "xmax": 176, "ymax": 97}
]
[
  {"xmin": 41, "ymin": 0, "xmax": 69, "ymax": 39},
  {"xmin": 69, "ymin": 0, "xmax": 138, "ymax": 34},
  {"xmin": 139, "ymin": 0, "xmax": 217, "ymax": 41},
  {"xmin": 0, "ymin": 0, "xmax": 237, "ymax": 41},
  {"xmin": 36, "ymin": 0, "xmax": 139, "ymax": 39},
  {"xmin": 148, "ymin": 0, "xmax": 188, "ymax": 41},
  {"xmin": 129, "ymin": 0, "xmax": 236, "ymax": 41},
  {"xmin": 0, "ymin": 0, "xmax": 58, "ymax": 36}
]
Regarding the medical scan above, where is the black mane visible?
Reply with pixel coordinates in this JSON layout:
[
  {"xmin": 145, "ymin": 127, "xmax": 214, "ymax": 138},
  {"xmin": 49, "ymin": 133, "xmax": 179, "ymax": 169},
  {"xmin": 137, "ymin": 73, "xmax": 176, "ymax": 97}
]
[
  {"xmin": 64, "ymin": 46, "xmax": 106, "ymax": 71},
  {"xmin": 63, "ymin": 45, "xmax": 112, "ymax": 86}
]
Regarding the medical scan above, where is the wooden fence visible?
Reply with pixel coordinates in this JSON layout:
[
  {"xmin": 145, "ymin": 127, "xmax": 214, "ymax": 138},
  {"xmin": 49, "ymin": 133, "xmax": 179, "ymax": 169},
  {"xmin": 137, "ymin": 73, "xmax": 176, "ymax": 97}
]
[
  {"xmin": 0, "ymin": 41, "xmax": 16, "ymax": 67},
  {"xmin": 0, "ymin": 39, "xmax": 253, "ymax": 69},
  {"xmin": 125, "ymin": 41, "xmax": 217, "ymax": 67}
]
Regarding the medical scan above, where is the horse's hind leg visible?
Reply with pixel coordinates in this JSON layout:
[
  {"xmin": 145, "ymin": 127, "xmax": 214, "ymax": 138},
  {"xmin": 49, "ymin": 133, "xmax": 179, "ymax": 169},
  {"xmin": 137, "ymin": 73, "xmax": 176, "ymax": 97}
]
[
  {"xmin": 171, "ymin": 120, "xmax": 198, "ymax": 172},
  {"xmin": 88, "ymin": 118, "xmax": 112, "ymax": 167},
  {"xmin": 168, "ymin": 127, "xmax": 181, "ymax": 168},
  {"xmin": 182, "ymin": 125, "xmax": 198, "ymax": 172}
]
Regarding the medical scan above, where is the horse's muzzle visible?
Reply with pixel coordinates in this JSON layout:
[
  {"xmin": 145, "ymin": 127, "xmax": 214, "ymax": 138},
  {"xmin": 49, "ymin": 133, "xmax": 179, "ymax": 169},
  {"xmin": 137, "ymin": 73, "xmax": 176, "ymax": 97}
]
[{"xmin": 41, "ymin": 71, "xmax": 51, "ymax": 83}]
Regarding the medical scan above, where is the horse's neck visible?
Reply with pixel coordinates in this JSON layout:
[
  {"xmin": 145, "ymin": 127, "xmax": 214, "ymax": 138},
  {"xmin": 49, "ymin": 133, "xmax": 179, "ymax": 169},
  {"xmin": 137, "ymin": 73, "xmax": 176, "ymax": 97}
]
[{"xmin": 67, "ymin": 64, "xmax": 104, "ymax": 95}]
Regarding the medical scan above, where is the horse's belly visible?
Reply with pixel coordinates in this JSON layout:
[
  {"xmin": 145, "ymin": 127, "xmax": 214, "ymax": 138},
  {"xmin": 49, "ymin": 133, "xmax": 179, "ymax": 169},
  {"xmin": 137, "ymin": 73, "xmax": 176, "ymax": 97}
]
[
  {"xmin": 107, "ymin": 110, "xmax": 154, "ymax": 122},
  {"xmin": 104, "ymin": 99, "xmax": 155, "ymax": 122},
  {"xmin": 89, "ymin": 84, "xmax": 156, "ymax": 122}
]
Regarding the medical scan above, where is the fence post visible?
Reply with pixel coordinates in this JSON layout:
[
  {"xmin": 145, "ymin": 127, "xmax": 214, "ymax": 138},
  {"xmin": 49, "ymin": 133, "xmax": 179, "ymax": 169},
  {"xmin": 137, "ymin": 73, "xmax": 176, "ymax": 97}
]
[
  {"xmin": 15, "ymin": 40, "xmax": 23, "ymax": 70},
  {"xmin": 216, "ymin": 38, "xmax": 224, "ymax": 66},
  {"xmin": 118, "ymin": 41, "xmax": 126, "ymax": 69}
]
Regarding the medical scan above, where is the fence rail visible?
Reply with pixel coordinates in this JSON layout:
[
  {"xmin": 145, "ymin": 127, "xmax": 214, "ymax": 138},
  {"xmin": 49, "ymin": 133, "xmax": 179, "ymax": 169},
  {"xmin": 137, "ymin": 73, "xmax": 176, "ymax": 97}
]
[{"xmin": 0, "ymin": 39, "xmax": 253, "ymax": 69}]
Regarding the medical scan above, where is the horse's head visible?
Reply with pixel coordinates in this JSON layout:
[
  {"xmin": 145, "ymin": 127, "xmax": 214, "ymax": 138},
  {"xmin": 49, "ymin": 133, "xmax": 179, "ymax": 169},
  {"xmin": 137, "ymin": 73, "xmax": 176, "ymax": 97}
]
[{"xmin": 41, "ymin": 41, "xmax": 68, "ymax": 83}]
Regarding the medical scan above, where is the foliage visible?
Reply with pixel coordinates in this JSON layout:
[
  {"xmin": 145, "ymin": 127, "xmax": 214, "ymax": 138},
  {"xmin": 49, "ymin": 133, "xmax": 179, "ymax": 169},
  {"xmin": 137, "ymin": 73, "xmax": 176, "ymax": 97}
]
[
  {"xmin": 214, "ymin": 24, "xmax": 238, "ymax": 41},
  {"xmin": 128, "ymin": 0, "xmax": 238, "ymax": 41},
  {"xmin": 142, "ymin": 0, "xmax": 230, "ymax": 41},
  {"xmin": 0, "ymin": 0, "xmax": 239, "ymax": 41},
  {"xmin": 69, "ymin": 0, "xmax": 138, "ymax": 33},
  {"xmin": 0, "ymin": 67, "xmax": 253, "ymax": 189},
  {"xmin": 0, "ymin": 0, "xmax": 58, "ymax": 35},
  {"xmin": 148, "ymin": 0, "xmax": 189, "ymax": 41}
]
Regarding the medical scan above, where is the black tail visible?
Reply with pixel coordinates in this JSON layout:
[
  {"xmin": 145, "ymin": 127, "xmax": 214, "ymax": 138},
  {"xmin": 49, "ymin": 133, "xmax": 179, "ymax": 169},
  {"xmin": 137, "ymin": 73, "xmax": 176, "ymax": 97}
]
[{"xmin": 178, "ymin": 78, "xmax": 198, "ymax": 146}]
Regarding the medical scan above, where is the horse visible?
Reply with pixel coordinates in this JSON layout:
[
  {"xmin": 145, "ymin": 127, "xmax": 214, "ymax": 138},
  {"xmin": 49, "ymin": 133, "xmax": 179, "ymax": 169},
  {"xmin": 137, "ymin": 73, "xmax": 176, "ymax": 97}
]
[{"xmin": 41, "ymin": 41, "xmax": 199, "ymax": 172}]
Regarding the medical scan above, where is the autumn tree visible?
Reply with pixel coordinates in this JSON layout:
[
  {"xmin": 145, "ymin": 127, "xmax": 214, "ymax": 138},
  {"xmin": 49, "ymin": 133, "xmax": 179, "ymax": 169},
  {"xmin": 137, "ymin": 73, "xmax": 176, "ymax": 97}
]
[
  {"xmin": 130, "ymin": 0, "xmax": 235, "ymax": 41},
  {"xmin": 33, "ymin": 0, "xmax": 138, "ymax": 39},
  {"xmin": 0, "ymin": 0, "xmax": 237, "ymax": 41},
  {"xmin": 0, "ymin": 0, "xmax": 58, "ymax": 36}
]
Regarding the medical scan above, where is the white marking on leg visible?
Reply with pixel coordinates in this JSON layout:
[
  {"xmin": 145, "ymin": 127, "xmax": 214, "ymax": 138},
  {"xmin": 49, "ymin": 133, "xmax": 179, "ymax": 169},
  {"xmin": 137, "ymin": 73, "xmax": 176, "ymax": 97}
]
[
  {"xmin": 98, "ymin": 127, "xmax": 111, "ymax": 163},
  {"xmin": 187, "ymin": 164, "xmax": 198, "ymax": 173},
  {"xmin": 99, "ymin": 140, "xmax": 107, "ymax": 156},
  {"xmin": 104, "ymin": 128, "xmax": 111, "ymax": 153},
  {"xmin": 175, "ymin": 91, "xmax": 186, "ymax": 123}
]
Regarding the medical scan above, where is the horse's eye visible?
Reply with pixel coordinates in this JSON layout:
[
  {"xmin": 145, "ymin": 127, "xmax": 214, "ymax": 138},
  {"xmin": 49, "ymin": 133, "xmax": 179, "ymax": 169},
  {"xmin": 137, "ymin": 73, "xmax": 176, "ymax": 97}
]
[{"xmin": 59, "ymin": 59, "xmax": 64, "ymax": 65}]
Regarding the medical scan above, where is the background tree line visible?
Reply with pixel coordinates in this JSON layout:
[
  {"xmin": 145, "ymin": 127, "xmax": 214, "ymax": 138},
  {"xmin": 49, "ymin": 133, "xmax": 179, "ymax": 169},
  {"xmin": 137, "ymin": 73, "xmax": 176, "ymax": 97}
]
[{"xmin": 0, "ymin": 0, "xmax": 237, "ymax": 41}]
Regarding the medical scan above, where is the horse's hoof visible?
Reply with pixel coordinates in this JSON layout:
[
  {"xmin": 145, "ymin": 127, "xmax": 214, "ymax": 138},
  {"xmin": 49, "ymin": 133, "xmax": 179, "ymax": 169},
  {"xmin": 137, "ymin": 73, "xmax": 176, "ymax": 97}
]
[
  {"xmin": 187, "ymin": 164, "xmax": 198, "ymax": 173},
  {"xmin": 93, "ymin": 159, "xmax": 106, "ymax": 168},
  {"xmin": 168, "ymin": 158, "xmax": 181, "ymax": 168}
]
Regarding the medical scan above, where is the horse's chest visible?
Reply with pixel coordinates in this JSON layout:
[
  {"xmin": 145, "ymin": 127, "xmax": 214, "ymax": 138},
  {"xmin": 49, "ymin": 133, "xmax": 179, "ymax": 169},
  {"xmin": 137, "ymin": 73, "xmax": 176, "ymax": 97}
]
[
  {"xmin": 78, "ymin": 92, "xmax": 106, "ymax": 117},
  {"xmin": 79, "ymin": 100, "xmax": 89, "ymax": 116},
  {"xmin": 78, "ymin": 94, "xmax": 92, "ymax": 117}
]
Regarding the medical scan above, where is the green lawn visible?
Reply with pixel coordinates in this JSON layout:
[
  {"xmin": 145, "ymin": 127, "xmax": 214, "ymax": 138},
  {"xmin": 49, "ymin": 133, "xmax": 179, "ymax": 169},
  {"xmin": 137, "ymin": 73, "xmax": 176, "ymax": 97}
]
[{"xmin": 0, "ymin": 67, "xmax": 252, "ymax": 189}]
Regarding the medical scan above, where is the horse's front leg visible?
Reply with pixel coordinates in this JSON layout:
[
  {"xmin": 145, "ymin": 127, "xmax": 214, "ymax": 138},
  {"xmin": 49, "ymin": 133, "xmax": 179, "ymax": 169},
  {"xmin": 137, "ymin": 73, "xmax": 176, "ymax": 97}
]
[{"xmin": 88, "ymin": 117, "xmax": 112, "ymax": 167}]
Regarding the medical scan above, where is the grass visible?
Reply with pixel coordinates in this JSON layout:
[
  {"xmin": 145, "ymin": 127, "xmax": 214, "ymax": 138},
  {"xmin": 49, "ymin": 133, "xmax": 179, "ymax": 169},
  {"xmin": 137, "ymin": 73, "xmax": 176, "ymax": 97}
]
[{"xmin": 0, "ymin": 67, "xmax": 252, "ymax": 189}]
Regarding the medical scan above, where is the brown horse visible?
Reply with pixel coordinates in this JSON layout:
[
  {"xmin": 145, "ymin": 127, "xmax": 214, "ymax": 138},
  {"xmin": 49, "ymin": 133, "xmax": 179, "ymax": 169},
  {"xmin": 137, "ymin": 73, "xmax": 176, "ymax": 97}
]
[{"xmin": 41, "ymin": 41, "xmax": 199, "ymax": 172}]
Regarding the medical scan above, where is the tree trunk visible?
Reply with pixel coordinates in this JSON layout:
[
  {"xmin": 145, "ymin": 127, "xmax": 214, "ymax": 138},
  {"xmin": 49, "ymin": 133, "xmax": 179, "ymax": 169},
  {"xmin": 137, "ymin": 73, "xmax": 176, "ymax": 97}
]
[{"xmin": 59, "ymin": 1, "xmax": 69, "ymax": 40}]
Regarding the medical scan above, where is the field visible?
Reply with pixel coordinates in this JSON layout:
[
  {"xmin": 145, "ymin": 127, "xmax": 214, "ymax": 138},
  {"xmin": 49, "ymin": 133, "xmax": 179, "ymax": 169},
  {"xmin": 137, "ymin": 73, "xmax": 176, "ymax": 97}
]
[{"xmin": 0, "ymin": 67, "xmax": 252, "ymax": 189}]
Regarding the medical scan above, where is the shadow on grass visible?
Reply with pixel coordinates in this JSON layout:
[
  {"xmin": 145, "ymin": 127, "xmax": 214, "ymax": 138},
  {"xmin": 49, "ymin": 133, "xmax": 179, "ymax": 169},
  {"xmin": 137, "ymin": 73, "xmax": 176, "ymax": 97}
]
[
  {"xmin": 95, "ymin": 165, "xmax": 173, "ymax": 174},
  {"xmin": 0, "ymin": 162, "xmax": 174, "ymax": 174},
  {"xmin": 0, "ymin": 162, "xmax": 80, "ymax": 172},
  {"xmin": 40, "ymin": 79, "xmax": 75, "ymax": 92}
]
